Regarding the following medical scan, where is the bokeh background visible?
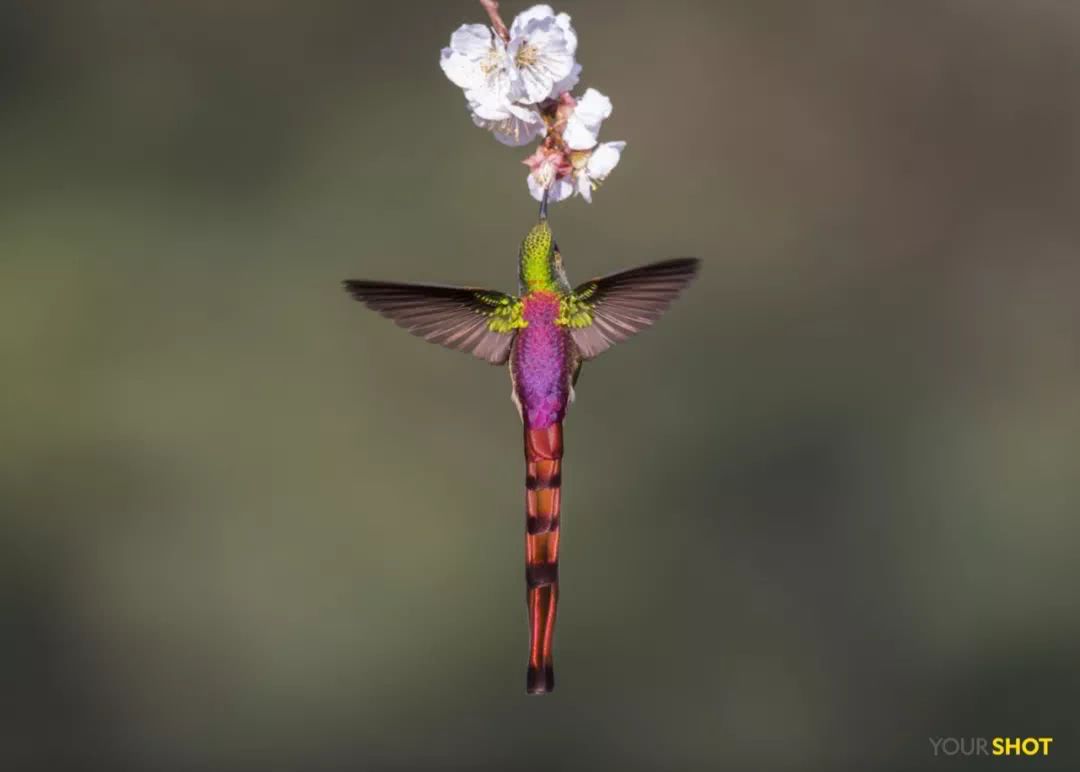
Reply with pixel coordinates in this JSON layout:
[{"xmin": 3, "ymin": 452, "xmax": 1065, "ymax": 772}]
[{"xmin": 3, "ymin": 1, "xmax": 1079, "ymax": 769}]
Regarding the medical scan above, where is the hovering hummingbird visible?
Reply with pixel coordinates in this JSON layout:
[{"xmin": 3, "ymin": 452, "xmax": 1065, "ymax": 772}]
[{"xmin": 343, "ymin": 197, "xmax": 699, "ymax": 694}]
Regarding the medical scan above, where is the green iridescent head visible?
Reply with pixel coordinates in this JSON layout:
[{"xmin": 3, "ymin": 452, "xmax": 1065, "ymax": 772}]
[
  {"xmin": 519, "ymin": 193, "xmax": 570, "ymax": 293},
  {"xmin": 519, "ymin": 219, "xmax": 557, "ymax": 291}
]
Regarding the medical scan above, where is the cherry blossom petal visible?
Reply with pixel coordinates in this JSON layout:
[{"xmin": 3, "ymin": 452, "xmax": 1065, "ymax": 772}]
[
  {"xmin": 577, "ymin": 174, "xmax": 593, "ymax": 203},
  {"xmin": 563, "ymin": 88, "xmax": 612, "ymax": 150},
  {"xmin": 527, "ymin": 173, "xmax": 575, "ymax": 202},
  {"xmin": 509, "ymin": 17, "xmax": 576, "ymax": 103},
  {"xmin": 587, "ymin": 140, "xmax": 625, "ymax": 178},
  {"xmin": 440, "ymin": 24, "xmax": 518, "ymax": 102},
  {"xmin": 510, "ymin": 5, "xmax": 557, "ymax": 38},
  {"xmin": 511, "ymin": 6, "xmax": 579, "ymax": 57},
  {"xmin": 550, "ymin": 62, "xmax": 582, "ymax": 99},
  {"xmin": 469, "ymin": 96, "xmax": 546, "ymax": 147},
  {"xmin": 574, "ymin": 141, "xmax": 626, "ymax": 202}
]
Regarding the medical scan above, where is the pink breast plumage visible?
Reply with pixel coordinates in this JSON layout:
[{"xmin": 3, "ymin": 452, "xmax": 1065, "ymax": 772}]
[{"xmin": 512, "ymin": 292, "xmax": 572, "ymax": 429}]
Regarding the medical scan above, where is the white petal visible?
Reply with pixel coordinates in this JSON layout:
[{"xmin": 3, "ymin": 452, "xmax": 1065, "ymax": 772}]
[
  {"xmin": 491, "ymin": 121, "xmax": 544, "ymax": 146},
  {"xmin": 505, "ymin": 67, "xmax": 525, "ymax": 101},
  {"xmin": 470, "ymin": 98, "xmax": 545, "ymax": 146},
  {"xmin": 510, "ymin": 5, "xmax": 556, "ymax": 38},
  {"xmin": 536, "ymin": 44, "xmax": 575, "ymax": 83},
  {"xmin": 505, "ymin": 101, "xmax": 541, "ymax": 122},
  {"xmin": 521, "ymin": 19, "xmax": 574, "ymax": 77},
  {"xmin": 527, "ymin": 172, "xmax": 547, "ymax": 201},
  {"xmin": 520, "ymin": 17, "xmax": 564, "ymax": 50},
  {"xmin": 468, "ymin": 100, "xmax": 499, "ymax": 122},
  {"xmin": 563, "ymin": 88, "xmax": 612, "ymax": 150},
  {"xmin": 441, "ymin": 49, "xmax": 484, "ymax": 91},
  {"xmin": 441, "ymin": 25, "xmax": 518, "ymax": 100},
  {"xmin": 449, "ymin": 24, "xmax": 495, "ymax": 59},
  {"xmin": 550, "ymin": 177, "xmax": 575, "ymax": 201},
  {"xmin": 555, "ymin": 13, "xmax": 578, "ymax": 55},
  {"xmin": 577, "ymin": 174, "xmax": 593, "ymax": 203},
  {"xmin": 509, "ymin": 17, "xmax": 575, "ymax": 103},
  {"xmin": 586, "ymin": 140, "xmax": 625, "ymax": 179},
  {"xmin": 549, "ymin": 62, "xmax": 581, "ymax": 98},
  {"xmin": 564, "ymin": 115, "xmax": 598, "ymax": 150},
  {"xmin": 516, "ymin": 63, "xmax": 553, "ymax": 105},
  {"xmin": 467, "ymin": 94, "xmax": 508, "ymax": 121},
  {"xmin": 527, "ymin": 173, "xmax": 574, "ymax": 202},
  {"xmin": 575, "ymin": 88, "xmax": 613, "ymax": 125}
]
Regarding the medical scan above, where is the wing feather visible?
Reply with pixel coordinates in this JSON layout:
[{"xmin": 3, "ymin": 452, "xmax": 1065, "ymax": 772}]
[
  {"xmin": 343, "ymin": 280, "xmax": 521, "ymax": 364},
  {"xmin": 566, "ymin": 258, "xmax": 700, "ymax": 360}
]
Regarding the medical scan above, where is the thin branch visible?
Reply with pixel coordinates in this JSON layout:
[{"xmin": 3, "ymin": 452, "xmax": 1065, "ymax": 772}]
[{"xmin": 480, "ymin": 0, "xmax": 511, "ymax": 43}]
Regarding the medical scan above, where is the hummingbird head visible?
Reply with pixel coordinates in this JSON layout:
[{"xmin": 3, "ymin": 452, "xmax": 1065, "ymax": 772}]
[{"xmin": 519, "ymin": 192, "xmax": 568, "ymax": 292}]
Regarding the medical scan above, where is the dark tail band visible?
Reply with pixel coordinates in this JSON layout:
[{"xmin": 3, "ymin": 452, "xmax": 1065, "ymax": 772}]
[{"xmin": 524, "ymin": 422, "xmax": 563, "ymax": 694}]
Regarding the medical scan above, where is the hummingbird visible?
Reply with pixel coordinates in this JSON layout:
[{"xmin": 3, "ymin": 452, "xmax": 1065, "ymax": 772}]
[{"xmin": 343, "ymin": 196, "xmax": 699, "ymax": 694}]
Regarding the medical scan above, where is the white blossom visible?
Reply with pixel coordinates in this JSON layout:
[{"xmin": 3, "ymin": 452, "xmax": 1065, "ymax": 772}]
[
  {"xmin": 527, "ymin": 172, "xmax": 575, "ymax": 203},
  {"xmin": 525, "ymin": 148, "xmax": 572, "ymax": 202},
  {"xmin": 439, "ymin": 5, "xmax": 621, "ymax": 203},
  {"xmin": 563, "ymin": 88, "xmax": 612, "ymax": 150},
  {"xmin": 573, "ymin": 141, "xmax": 625, "ymax": 202},
  {"xmin": 468, "ymin": 95, "xmax": 546, "ymax": 147},
  {"xmin": 509, "ymin": 5, "xmax": 580, "ymax": 99},
  {"xmin": 440, "ymin": 24, "xmax": 517, "ymax": 104},
  {"xmin": 510, "ymin": 5, "xmax": 578, "ymax": 54},
  {"xmin": 525, "ymin": 140, "xmax": 625, "ymax": 203},
  {"xmin": 507, "ymin": 9, "xmax": 577, "ymax": 104}
]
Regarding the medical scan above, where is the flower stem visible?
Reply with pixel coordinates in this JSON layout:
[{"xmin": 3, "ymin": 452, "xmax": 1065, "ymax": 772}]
[{"xmin": 480, "ymin": 0, "xmax": 511, "ymax": 43}]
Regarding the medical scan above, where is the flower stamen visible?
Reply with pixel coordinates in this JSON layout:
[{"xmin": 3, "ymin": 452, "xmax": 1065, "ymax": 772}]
[{"xmin": 515, "ymin": 43, "xmax": 540, "ymax": 68}]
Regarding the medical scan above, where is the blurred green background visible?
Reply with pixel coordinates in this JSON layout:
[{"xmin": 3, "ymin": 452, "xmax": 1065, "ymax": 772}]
[{"xmin": 3, "ymin": 1, "xmax": 1079, "ymax": 769}]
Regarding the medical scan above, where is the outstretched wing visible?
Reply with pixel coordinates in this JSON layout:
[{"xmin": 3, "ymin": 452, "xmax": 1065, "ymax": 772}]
[
  {"xmin": 343, "ymin": 280, "xmax": 524, "ymax": 364},
  {"xmin": 561, "ymin": 258, "xmax": 701, "ymax": 359}
]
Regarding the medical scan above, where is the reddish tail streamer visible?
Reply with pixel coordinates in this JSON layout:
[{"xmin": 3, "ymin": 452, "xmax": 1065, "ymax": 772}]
[{"xmin": 524, "ymin": 422, "xmax": 562, "ymax": 694}]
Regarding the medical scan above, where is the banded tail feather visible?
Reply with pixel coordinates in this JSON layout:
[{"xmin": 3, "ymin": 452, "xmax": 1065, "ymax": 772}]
[{"xmin": 524, "ymin": 422, "xmax": 563, "ymax": 694}]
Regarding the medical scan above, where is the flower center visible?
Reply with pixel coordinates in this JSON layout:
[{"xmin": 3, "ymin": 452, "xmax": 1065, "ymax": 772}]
[
  {"xmin": 479, "ymin": 46, "xmax": 502, "ymax": 75},
  {"xmin": 532, "ymin": 160, "xmax": 557, "ymax": 187},
  {"xmin": 515, "ymin": 43, "xmax": 539, "ymax": 68},
  {"xmin": 569, "ymin": 150, "xmax": 590, "ymax": 171}
]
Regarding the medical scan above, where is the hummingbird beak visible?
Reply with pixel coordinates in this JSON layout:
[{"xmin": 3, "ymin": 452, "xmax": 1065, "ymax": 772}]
[{"xmin": 538, "ymin": 189, "xmax": 549, "ymax": 221}]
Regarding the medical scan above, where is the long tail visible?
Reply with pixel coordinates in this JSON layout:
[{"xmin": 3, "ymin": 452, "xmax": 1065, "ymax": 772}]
[{"xmin": 524, "ymin": 422, "xmax": 562, "ymax": 694}]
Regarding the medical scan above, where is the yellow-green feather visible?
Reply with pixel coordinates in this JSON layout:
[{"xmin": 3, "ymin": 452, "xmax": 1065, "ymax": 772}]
[
  {"xmin": 487, "ymin": 296, "xmax": 528, "ymax": 333},
  {"xmin": 520, "ymin": 222, "xmax": 558, "ymax": 292},
  {"xmin": 556, "ymin": 294, "xmax": 593, "ymax": 328}
]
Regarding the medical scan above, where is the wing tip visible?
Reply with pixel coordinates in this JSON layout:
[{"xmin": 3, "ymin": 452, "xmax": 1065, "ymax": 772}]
[
  {"xmin": 343, "ymin": 279, "xmax": 404, "ymax": 303},
  {"xmin": 342, "ymin": 279, "xmax": 366, "ymax": 301},
  {"xmin": 662, "ymin": 256, "xmax": 702, "ymax": 275}
]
